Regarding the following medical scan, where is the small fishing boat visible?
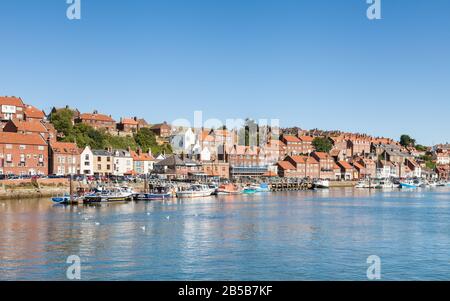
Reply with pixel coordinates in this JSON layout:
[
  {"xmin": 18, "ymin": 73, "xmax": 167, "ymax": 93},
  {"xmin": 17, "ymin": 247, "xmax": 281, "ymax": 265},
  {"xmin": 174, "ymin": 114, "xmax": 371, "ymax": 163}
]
[
  {"xmin": 51, "ymin": 195, "xmax": 81, "ymax": 205},
  {"xmin": 176, "ymin": 184, "xmax": 215, "ymax": 198},
  {"xmin": 242, "ymin": 186, "xmax": 257, "ymax": 194},
  {"xmin": 399, "ymin": 179, "xmax": 422, "ymax": 189},
  {"xmin": 312, "ymin": 179, "xmax": 330, "ymax": 189},
  {"xmin": 216, "ymin": 183, "xmax": 242, "ymax": 195},
  {"xmin": 255, "ymin": 183, "xmax": 271, "ymax": 192},
  {"xmin": 134, "ymin": 186, "xmax": 173, "ymax": 201},
  {"xmin": 83, "ymin": 187, "xmax": 134, "ymax": 203}
]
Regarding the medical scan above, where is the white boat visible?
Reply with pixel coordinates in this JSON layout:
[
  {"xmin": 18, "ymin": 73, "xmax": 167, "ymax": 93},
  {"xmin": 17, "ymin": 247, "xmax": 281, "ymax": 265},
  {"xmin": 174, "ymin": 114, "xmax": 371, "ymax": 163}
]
[
  {"xmin": 176, "ymin": 184, "xmax": 215, "ymax": 198},
  {"xmin": 313, "ymin": 179, "xmax": 330, "ymax": 189},
  {"xmin": 84, "ymin": 187, "xmax": 134, "ymax": 203},
  {"xmin": 355, "ymin": 180, "xmax": 370, "ymax": 188},
  {"xmin": 375, "ymin": 179, "xmax": 396, "ymax": 189}
]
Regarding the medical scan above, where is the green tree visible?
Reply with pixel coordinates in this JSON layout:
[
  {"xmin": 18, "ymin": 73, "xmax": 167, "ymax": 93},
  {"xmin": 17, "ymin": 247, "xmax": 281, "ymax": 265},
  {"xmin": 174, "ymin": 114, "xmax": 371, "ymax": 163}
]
[
  {"xmin": 134, "ymin": 128, "xmax": 158, "ymax": 152},
  {"xmin": 312, "ymin": 137, "xmax": 333, "ymax": 153},
  {"xmin": 400, "ymin": 135, "xmax": 416, "ymax": 147},
  {"xmin": 50, "ymin": 108, "xmax": 74, "ymax": 137}
]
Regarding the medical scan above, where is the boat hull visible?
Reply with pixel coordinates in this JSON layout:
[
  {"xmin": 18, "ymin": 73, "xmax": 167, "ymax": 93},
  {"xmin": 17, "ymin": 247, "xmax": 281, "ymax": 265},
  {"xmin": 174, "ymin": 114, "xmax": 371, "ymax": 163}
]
[
  {"xmin": 133, "ymin": 193, "xmax": 172, "ymax": 201},
  {"xmin": 176, "ymin": 190, "xmax": 214, "ymax": 198},
  {"xmin": 399, "ymin": 183, "xmax": 419, "ymax": 189}
]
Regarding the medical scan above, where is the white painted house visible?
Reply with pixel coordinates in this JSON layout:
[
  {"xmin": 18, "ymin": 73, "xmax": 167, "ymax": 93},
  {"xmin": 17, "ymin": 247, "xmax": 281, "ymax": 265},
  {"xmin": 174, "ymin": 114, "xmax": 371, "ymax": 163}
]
[
  {"xmin": 112, "ymin": 149, "xmax": 134, "ymax": 176},
  {"xmin": 80, "ymin": 146, "xmax": 94, "ymax": 176}
]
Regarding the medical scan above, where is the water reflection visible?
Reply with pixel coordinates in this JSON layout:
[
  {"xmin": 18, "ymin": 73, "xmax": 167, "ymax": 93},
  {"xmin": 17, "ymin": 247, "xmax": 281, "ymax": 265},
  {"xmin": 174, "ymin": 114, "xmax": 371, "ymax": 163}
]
[{"xmin": 1, "ymin": 187, "xmax": 450, "ymax": 280}]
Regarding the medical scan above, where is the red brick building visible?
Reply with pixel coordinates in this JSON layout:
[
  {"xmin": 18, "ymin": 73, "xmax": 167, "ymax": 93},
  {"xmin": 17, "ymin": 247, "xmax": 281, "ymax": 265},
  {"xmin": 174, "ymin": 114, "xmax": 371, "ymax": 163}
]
[
  {"xmin": 0, "ymin": 132, "xmax": 48, "ymax": 176},
  {"xmin": 24, "ymin": 105, "xmax": 45, "ymax": 121},
  {"xmin": 298, "ymin": 136, "xmax": 315, "ymax": 154},
  {"xmin": 0, "ymin": 96, "xmax": 25, "ymax": 121},
  {"xmin": 3, "ymin": 119, "xmax": 49, "ymax": 139},
  {"xmin": 277, "ymin": 155, "xmax": 320, "ymax": 179},
  {"xmin": 281, "ymin": 135, "xmax": 302, "ymax": 155},
  {"xmin": 117, "ymin": 118, "xmax": 139, "ymax": 134},
  {"xmin": 49, "ymin": 142, "xmax": 80, "ymax": 175},
  {"xmin": 150, "ymin": 122, "xmax": 171, "ymax": 138},
  {"xmin": 311, "ymin": 151, "xmax": 335, "ymax": 180},
  {"xmin": 77, "ymin": 111, "xmax": 116, "ymax": 131}
]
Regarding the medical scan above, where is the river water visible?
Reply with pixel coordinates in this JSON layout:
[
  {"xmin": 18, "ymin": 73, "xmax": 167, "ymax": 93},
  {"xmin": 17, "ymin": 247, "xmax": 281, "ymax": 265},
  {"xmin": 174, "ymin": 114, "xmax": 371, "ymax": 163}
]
[{"xmin": 1, "ymin": 187, "xmax": 450, "ymax": 280}]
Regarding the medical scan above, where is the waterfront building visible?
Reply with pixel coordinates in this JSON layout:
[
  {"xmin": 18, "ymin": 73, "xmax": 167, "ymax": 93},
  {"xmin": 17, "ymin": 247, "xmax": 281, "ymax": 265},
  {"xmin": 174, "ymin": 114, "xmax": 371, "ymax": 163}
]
[
  {"xmin": 49, "ymin": 142, "xmax": 80, "ymax": 175},
  {"xmin": 282, "ymin": 155, "xmax": 320, "ymax": 179},
  {"xmin": 330, "ymin": 136, "xmax": 350, "ymax": 159},
  {"xmin": 406, "ymin": 158, "xmax": 422, "ymax": 178},
  {"xmin": 0, "ymin": 132, "xmax": 48, "ymax": 176},
  {"xmin": 202, "ymin": 161, "xmax": 230, "ymax": 179},
  {"xmin": 80, "ymin": 146, "xmax": 94, "ymax": 176},
  {"xmin": 376, "ymin": 160, "xmax": 397, "ymax": 178},
  {"xmin": 311, "ymin": 151, "xmax": 335, "ymax": 180},
  {"xmin": 153, "ymin": 154, "xmax": 202, "ymax": 179},
  {"xmin": 76, "ymin": 111, "xmax": 116, "ymax": 132},
  {"xmin": 0, "ymin": 96, "xmax": 25, "ymax": 121},
  {"xmin": 130, "ymin": 149, "xmax": 155, "ymax": 175},
  {"xmin": 92, "ymin": 149, "xmax": 113, "ymax": 176},
  {"xmin": 337, "ymin": 161, "xmax": 354, "ymax": 180},
  {"xmin": 111, "ymin": 149, "xmax": 134, "ymax": 176},
  {"xmin": 356, "ymin": 158, "xmax": 377, "ymax": 179}
]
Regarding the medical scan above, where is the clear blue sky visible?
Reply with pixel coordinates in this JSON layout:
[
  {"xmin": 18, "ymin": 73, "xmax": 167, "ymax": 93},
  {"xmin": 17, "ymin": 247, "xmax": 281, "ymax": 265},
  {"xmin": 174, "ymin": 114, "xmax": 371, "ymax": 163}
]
[{"xmin": 0, "ymin": 0, "xmax": 449, "ymax": 145}]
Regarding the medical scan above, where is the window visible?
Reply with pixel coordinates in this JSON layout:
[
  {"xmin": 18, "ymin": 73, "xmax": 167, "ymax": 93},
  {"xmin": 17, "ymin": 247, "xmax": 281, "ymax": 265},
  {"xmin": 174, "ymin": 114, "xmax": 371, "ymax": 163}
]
[
  {"xmin": 85, "ymin": 154, "xmax": 89, "ymax": 160},
  {"xmin": 19, "ymin": 145, "xmax": 26, "ymax": 150},
  {"xmin": 5, "ymin": 144, "xmax": 12, "ymax": 149},
  {"xmin": 98, "ymin": 164, "xmax": 101, "ymax": 170},
  {"xmin": 38, "ymin": 146, "xmax": 44, "ymax": 151},
  {"xmin": 6, "ymin": 154, "xmax": 12, "ymax": 163},
  {"xmin": 97, "ymin": 157, "xmax": 101, "ymax": 162}
]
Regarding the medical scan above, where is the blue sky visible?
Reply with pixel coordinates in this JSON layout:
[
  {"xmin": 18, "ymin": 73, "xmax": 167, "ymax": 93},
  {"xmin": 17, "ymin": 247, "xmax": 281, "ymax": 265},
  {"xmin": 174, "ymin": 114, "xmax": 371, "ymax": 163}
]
[{"xmin": 0, "ymin": 0, "xmax": 449, "ymax": 145}]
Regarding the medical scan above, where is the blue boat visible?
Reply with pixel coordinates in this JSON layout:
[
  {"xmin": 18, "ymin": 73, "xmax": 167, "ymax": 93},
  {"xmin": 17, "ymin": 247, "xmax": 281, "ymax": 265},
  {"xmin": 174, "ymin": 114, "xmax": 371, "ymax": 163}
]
[
  {"xmin": 133, "ymin": 192, "xmax": 172, "ymax": 201},
  {"xmin": 52, "ymin": 195, "xmax": 80, "ymax": 204},
  {"xmin": 256, "ymin": 183, "xmax": 271, "ymax": 192},
  {"xmin": 243, "ymin": 188, "xmax": 257, "ymax": 194},
  {"xmin": 399, "ymin": 180, "xmax": 422, "ymax": 189}
]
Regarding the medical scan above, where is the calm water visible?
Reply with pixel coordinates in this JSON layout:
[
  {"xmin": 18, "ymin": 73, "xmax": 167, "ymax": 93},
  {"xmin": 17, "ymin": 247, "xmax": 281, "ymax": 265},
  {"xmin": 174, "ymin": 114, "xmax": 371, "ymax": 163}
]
[{"xmin": 1, "ymin": 188, "xmax": 450, "ymax": 280}]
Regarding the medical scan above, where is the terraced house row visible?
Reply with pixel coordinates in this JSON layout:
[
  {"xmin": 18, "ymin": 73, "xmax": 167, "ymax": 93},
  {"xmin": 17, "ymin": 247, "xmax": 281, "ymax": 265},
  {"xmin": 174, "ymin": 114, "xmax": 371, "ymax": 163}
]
[{"xmin": 1, "ymin": 96, "xmax": 449, "ymax": 180}]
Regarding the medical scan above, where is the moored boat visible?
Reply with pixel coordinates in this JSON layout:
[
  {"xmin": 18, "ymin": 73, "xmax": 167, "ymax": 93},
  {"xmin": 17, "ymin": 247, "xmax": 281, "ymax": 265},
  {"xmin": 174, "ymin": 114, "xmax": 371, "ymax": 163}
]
[
  {"xmin": 313, "ymin": 179, "xmax": 330, "ymax": 189},
  {"xmin": 134, "ymin": 185, "xmax": 173, "ymax": 201},
  {"xmin": 216, "ymin": 183, "xmax": 242, "ymax": 195},
  {"xmin": 176, "ymin": 184, "xmax": 215, "ymax": 198},
  {"xmin": 83, "ymin": 187, "xmax": 134, "ymax": 203},
  {"xmin": 399, "ymin": 179, "xmax": 422, "ymax": 189}
]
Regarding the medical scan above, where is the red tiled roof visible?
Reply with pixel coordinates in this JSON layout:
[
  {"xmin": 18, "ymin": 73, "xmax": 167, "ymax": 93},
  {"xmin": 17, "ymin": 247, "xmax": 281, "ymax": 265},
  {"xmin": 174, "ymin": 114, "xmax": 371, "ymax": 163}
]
[
  {"xmin": 338, "ymin": 161, "xmax": 353, "ymax": 170},
  {"xmin": 121, "ymin": 118, "xmax": 138, "ymax": 125},
  {"xmin": 278, "ymin": 161, "xmax": 296, "ymax": 170},
  {"xmin": 51, "ymin": 142, "xmax": 80, "ymax": 154},
  {"xmin": 80, "ymin": 113, "xmax": 115, "ymax": 122},
  {"xmin": 282, "ymin": 135, "xmax": 301, "ymax": 143},
  {"xmin": 312, "ymin": 151, "xmax": 329, "ymax": 159},
  {"xmin": 0, "ymin": 96, "xmax": 25, "ymax": 107},
  {"xmin": 24, "ymin": 105, "xmax": 45, "ymax": 119},
  {"xmin": 290, "ymin": 155, "xmax": 319, "ymax": 164},
  {"xmin": 0, "ymin": 132, "xmax": 46, "ymax": 145},
  {"xmin": 299, "ymin": 136, "xmax": 314, "ymax": 142},
  {"xmin": 353, "ymin": 162, "xmax": 365, "ymax": 170},
  {"xmin": 9, "ymin": 119, "xmax": 47, "ymax": 133},
  {"xmin": 130, "ymin": 150, "xmax": 155, "ymax": 161}
]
